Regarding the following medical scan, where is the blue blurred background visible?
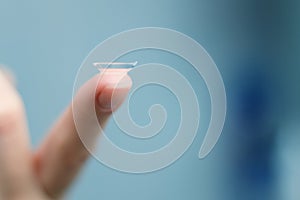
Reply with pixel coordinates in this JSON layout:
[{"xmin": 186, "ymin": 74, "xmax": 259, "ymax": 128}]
[{"xmin": 0, "ymin": 0, "xmax": 299, "ymax": 199}]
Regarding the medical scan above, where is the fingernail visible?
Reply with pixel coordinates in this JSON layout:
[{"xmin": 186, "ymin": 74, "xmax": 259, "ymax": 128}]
[{"xmin": 97, "ymin": 71, "xmax": 132, "ymax": 112}]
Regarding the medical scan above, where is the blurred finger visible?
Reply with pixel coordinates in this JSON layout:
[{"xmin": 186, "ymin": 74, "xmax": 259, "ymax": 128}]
[{"xmin": 0, "ymin": 69, "xmax": 33, "ymax": 197}]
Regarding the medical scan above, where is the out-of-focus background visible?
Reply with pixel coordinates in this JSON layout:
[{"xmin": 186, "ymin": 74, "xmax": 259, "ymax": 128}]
[{"xmin": 0, "ymin": 0, "xmax": 299, "ymax": 199}]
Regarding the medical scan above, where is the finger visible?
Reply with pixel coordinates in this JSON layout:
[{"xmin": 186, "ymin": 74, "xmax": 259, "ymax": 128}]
[
  {"xmin": 0, "ymin": 69, "xmax": 34, "ymax": 197},
  {"xmin": 0, "ymin": 66, "xmax": 16, "ymax": 86},
  {"xmin": 34, "ymin": 69, "xmax": 132, "ymax": 198}
]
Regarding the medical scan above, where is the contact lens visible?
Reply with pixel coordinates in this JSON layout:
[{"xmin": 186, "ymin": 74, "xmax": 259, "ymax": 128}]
[{"xmin": 93, "ymin": 61, "xmax": 138, "ymax": 70}]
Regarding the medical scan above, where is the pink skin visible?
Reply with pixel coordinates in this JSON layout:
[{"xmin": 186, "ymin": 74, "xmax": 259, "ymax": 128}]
[{"xmin": 0, "ymin": 68, "xmax": 132, "ymax": 199}]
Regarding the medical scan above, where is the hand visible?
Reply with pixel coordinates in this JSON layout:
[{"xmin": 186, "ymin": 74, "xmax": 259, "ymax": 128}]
[{"xmin": 0, "ymin": 68, "xmax": 132, "ymax": 200}]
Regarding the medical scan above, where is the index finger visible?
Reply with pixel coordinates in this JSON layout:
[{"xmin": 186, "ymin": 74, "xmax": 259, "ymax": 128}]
[{"xmin": 33, "ymin": 69, "xmax": 132, "ymax": 198}]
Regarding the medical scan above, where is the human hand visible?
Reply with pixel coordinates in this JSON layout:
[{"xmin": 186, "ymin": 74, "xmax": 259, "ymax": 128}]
[{"xmin": 0, "ymin": 68, "xmax": 132, "ymax": 200}]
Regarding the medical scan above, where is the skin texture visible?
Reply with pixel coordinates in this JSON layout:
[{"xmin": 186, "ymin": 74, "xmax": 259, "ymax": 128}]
[{"xmin": 0, "ymin": 68, "xmax": 132, "ymax": 200}]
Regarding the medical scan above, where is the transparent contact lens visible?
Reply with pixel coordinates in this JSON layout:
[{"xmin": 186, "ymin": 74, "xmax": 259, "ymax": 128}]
[{"xmin": 93, "ymin": 61, "xmax": 138, "ymax": 70}]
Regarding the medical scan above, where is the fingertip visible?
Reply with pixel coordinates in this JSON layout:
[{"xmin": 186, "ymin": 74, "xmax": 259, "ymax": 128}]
[
  {"xmin": 0, "ymin": 65, "xmax": 16, "ymax": 86},
  {"xmin": 96, "ymin": 69, "xmax": 132, "ymax": 113}
]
